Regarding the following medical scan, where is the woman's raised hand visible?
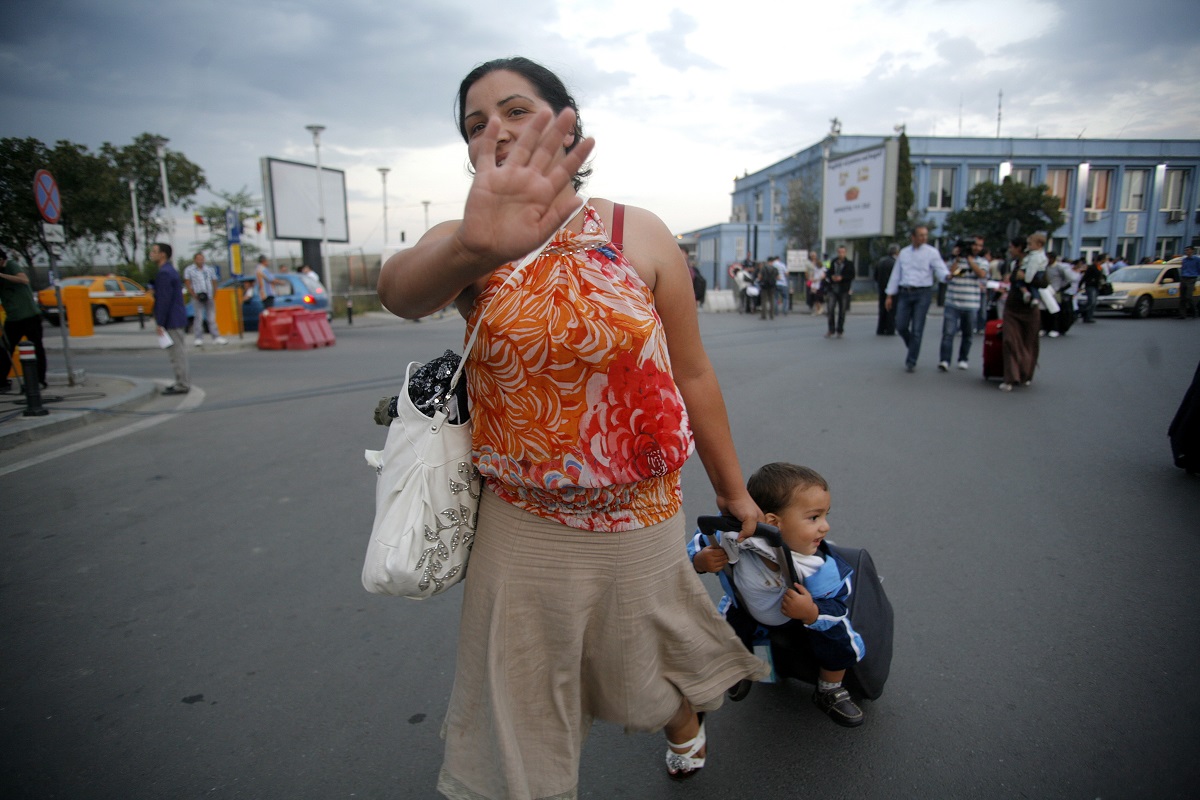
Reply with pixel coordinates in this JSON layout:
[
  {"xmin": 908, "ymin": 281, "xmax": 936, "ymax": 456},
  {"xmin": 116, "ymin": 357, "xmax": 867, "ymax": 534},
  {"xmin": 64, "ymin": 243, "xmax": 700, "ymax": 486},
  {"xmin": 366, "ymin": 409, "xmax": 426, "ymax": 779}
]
[{"xmin": 455, "ymin": 107, "xmax": 596, "ymax": 267}]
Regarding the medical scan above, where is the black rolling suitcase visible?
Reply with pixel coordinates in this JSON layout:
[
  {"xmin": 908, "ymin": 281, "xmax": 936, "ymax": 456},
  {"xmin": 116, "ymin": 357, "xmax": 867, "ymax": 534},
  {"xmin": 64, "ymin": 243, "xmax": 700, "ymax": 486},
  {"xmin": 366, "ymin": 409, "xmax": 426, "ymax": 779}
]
[
  {"xmin": 698, "ymin": 516, "xmax": 894, "ymax": 700},
  {"xmin": 1169, "ymin": 359, "xmax": 1200, "ymax": 475}
]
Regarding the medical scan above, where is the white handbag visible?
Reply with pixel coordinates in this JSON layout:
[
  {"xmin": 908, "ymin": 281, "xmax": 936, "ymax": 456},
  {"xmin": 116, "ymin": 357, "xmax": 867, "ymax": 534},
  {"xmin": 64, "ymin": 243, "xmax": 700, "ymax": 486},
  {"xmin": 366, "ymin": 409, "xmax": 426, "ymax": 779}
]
[
  {"xmin": 363, "ymin": 352, "xmax": 480, "ymax": 598},
  {"xmin": 1037, "ymin": 286, "xmax": 1061, "ymax": 314},
  {"xmin": 362, "ymin": 201, "xmax": 584, "ymax": 598}
]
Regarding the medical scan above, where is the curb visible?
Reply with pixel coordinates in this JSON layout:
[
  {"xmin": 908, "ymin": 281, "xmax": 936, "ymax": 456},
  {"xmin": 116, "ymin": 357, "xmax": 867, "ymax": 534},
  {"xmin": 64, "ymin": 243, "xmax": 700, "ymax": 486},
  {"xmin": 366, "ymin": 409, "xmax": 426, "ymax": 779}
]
[{"xmin": 0, "ymin": 374, "xmax": 160, "ymax": 451}]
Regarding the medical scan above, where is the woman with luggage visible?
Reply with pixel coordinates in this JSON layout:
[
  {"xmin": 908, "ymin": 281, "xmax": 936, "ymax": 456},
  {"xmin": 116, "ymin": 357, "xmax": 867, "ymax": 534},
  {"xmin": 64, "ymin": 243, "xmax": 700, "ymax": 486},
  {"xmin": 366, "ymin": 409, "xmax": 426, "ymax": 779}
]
[
  {"xmin": 377, "ymin": 56, "xmax": 767, "ymax": 798},
  {"xmin": 999, "ymin": 234, "xmax": 1048, "ymax": 392}
]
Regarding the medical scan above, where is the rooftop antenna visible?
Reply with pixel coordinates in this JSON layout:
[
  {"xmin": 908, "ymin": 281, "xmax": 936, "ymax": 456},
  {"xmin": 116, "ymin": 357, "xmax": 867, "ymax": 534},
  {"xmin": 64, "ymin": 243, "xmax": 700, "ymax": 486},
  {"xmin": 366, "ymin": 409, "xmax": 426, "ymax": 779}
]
[{"xmin": 996, "ymin": 90, "xmax": 1002, "ymax": 138}]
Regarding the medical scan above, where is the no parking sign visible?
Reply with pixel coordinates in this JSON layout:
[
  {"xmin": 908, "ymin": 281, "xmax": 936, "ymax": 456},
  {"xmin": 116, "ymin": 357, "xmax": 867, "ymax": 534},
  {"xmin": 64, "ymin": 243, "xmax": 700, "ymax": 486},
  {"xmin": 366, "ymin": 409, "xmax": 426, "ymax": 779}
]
[{"xmin": 33, "ymin": 170, "xmax": 61, "ymax": 223}]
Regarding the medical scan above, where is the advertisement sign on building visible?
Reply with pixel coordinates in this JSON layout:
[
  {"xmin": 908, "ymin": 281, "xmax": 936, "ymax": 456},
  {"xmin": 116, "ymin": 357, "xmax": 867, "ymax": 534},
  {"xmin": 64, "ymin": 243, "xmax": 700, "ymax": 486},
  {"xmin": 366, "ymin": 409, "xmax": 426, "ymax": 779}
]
[{"xmin": 822, "ymin": 140, "xmax": 899, "ymax": 238}]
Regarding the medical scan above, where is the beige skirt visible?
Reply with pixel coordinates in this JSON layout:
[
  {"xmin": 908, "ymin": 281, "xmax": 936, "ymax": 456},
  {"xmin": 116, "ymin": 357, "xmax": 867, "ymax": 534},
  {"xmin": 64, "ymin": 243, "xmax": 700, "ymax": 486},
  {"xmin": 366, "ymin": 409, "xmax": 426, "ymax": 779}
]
[{"xmin": 437, "ymin": 488, "xmax": 768, "ymax": 800}]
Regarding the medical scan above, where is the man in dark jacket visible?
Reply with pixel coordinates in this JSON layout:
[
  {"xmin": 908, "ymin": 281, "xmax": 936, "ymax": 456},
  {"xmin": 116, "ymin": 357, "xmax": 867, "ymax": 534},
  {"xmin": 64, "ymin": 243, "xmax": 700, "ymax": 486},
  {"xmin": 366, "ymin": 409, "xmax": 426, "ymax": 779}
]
[
  {"xmin": 874, "ymin": 245, "xmax": 899, "ymax": 335},
  {"xmin": 151, "ymin": 242, "xmax": 190, "ymax": 394},
  {"xmin": 824, "ymin": 246, "xmax": 855, "ymax": 338}
]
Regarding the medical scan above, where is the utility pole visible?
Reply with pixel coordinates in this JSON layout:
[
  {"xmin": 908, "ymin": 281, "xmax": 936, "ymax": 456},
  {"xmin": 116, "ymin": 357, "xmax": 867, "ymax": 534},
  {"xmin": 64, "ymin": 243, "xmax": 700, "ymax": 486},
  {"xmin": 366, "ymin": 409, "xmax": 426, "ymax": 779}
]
[
  {"xmin": 378, "ymin": 167, "xmax": 390, "ymax": 245},
  {"xmin": 148, "ymin": 136, "xmax": 173, "ymax": 253},
  {"xmin": 305, "ymin": 125, "xmax": 329, "ymax": 288}
]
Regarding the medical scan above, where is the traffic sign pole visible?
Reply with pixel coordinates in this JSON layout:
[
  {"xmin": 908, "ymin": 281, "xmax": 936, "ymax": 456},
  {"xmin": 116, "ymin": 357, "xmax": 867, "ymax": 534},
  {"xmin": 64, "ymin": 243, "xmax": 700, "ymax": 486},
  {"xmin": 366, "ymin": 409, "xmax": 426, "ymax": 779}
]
[{"xmin": 34, "ymin": 169, "xmax": 76, "ymax": 387}]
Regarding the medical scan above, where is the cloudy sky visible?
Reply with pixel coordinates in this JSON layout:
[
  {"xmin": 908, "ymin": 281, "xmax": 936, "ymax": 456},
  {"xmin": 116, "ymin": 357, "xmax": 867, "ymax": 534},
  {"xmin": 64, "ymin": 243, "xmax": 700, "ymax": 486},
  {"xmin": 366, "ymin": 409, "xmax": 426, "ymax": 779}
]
[{"xmin": 2, "ymin": 0, "xmax": 1197, "ymax": 260}]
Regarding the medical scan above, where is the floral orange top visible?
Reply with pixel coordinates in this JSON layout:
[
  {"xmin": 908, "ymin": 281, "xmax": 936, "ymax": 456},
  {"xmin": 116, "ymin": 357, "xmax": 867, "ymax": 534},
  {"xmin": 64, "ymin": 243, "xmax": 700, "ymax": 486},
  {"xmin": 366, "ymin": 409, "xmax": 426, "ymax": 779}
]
[{"xmin": 465, "ymin": 203, "xmax": 695, "ymax": 532}]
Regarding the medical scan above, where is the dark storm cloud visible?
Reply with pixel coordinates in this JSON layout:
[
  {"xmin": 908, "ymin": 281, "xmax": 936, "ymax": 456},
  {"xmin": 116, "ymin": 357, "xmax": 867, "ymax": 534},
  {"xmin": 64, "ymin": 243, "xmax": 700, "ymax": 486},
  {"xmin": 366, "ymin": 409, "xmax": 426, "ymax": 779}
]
[
  {"xmin": 0, "ymin": 0, "xmax": 599, "ymax": 196},
  {"xmin": 732, "ymin": 0, "xmax": 1199, "ymax": 168}
]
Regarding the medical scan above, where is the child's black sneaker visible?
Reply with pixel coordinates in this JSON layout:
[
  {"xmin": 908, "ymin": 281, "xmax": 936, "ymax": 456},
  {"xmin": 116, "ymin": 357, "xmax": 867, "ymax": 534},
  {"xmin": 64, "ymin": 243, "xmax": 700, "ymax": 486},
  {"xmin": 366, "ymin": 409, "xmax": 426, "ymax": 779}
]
[{"xmin": 812, "ymin": 686, "xmax": 864, "ymax": 727}]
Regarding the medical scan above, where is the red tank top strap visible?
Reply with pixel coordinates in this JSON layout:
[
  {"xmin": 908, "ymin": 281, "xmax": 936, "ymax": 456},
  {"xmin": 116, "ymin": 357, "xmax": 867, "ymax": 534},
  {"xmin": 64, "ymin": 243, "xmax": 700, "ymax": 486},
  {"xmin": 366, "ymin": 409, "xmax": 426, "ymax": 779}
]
[{"xmin": 611, "ymin": 203, "xmax": 625, "ymax": 251}]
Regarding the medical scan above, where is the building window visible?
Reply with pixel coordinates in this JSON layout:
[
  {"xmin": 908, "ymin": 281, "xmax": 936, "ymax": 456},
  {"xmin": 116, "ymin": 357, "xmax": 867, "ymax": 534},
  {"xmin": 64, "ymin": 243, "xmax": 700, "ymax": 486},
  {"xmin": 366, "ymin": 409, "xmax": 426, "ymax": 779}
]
[
  {"xmin": 1160, "ymin": 169, "xmax": 1188, "ymax": 211},
  {"xmin": 967, "ymin": 167, "xmax": 994, "ymax": 191},
  {"xmin": 731, "ymin": 204, "xmax": 746, "ymax": 223},
  {"xmin": 1116, "ymin": 238, "xmax": 1140, "ymax": 264},
  {"xmin": 1080, "ymin": 237, "xmax": 1106, "ymax": 264},
  {"xmin": 1121, "ymin": 169, "xmax": 1148, "ymax": 211},
  {"xmin": 1051, "ymin": 237, "xmax": 1069, "ymax": 259},
  {"xmin": 1156, "ymin": 237, "xmax": 1181, "ymax": 260},
  {"xmin": 1046, "ymin": 169, "xmax": 1071, "ymax": 210},
  {"xmin": 1086, "ymin": 169, "xmax": 1112, "ymax": 211},
  {"xmin": 1011, "ymin": 167, "xmax": 1036, "ymax": 186},
  {"xmin": 928, "ymin": 167, "xmax": 955, "ymax": 210},
  {"xmin": 754, "ymin": 194, "xmax": 763, "ymax": 222}
]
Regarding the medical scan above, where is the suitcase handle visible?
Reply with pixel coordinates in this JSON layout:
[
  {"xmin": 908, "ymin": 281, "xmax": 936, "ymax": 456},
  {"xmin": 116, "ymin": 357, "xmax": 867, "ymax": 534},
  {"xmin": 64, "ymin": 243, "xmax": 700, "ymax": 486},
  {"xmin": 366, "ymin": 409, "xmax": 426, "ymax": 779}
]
[{"xmin": 696, "ymin": 515, "xmax": 801, "ymax": 586}]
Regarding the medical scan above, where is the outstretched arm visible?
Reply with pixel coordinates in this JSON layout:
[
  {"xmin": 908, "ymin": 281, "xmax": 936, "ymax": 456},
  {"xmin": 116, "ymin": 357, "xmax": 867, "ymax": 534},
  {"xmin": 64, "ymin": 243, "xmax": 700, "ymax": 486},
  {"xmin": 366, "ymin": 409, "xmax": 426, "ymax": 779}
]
[{"xmin": 377, "ymin": 107, "xmax": 595, "ymax": 319}]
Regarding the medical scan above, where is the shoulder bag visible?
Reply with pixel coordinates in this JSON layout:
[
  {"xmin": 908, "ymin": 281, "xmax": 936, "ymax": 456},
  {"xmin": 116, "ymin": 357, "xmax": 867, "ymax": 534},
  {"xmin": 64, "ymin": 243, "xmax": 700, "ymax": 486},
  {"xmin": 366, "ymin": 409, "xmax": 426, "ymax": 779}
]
[{"xmin": 362, "ymin": 200, "xmax": 584, "ymax": 598}]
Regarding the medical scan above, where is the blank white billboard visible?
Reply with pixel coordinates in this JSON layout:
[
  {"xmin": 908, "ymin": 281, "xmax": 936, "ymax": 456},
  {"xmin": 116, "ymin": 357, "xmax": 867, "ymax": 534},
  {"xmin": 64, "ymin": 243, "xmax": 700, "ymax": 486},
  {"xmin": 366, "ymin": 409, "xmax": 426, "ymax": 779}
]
[{"xmin": 260, "ymin": 157, "xmax": 350, "ymax": 242}]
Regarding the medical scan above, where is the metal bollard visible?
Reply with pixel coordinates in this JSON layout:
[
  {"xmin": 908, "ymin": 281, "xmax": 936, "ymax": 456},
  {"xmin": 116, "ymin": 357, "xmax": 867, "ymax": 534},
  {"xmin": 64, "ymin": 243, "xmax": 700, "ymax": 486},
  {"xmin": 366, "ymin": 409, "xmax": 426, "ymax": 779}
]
[
  {"xmin": 19, "ymin": 341, "xmax": 48, "ymax": 417},
  {"xmin": 346, "ymin": 295, "xmax": 353, "ymax": 325},
  {"xmin": 138, "ymin": 305, "xmax": 146, "ymax": 329}
]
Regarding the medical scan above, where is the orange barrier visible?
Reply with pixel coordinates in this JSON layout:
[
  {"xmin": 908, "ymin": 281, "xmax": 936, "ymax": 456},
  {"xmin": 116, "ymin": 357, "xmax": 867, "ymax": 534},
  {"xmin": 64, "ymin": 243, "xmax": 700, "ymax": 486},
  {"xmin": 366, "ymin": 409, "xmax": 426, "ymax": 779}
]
[
  {"xmin": 214, "ymin": 287, "xmax": 240, "ymax": 335},
  {"xmin": 63, "ymin": 285, "xmax": 94, "ymax": 337}
]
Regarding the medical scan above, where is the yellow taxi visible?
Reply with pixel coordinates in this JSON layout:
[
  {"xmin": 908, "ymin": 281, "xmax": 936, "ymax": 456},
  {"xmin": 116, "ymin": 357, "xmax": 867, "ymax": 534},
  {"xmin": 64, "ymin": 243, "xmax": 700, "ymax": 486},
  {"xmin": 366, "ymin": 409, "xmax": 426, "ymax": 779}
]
[
  {"xmin": 38, "ymin": 275, "xmax": 154, "ymax": 325},
  {"xmin": 1096, "ymin": 258, "xmax": 1187, "ymax": 318}
]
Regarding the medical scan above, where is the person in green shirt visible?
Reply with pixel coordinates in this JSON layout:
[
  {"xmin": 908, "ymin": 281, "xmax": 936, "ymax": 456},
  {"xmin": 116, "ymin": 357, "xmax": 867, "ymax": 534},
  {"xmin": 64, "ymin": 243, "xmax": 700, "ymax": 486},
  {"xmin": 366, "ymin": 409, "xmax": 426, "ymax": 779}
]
[{"xmin": 0, "ymin": 249, "xmax": 47, "ymax": 392}]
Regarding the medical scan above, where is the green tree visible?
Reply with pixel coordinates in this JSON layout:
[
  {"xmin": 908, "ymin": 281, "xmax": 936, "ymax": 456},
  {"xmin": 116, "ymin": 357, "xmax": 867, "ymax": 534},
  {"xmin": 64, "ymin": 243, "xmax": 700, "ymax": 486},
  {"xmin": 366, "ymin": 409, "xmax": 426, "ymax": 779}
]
[
  {"xmin": 894, "ymin": 131, "xmax": 915, "ymax": 239},
  {"xmin": 100, "ymin": 133, "xmax": 206, "ymax": 262},
  {"xmin": 782, "ymin": 177, "xmax": 820, "ymax": 251},
  {"xmin": 48, "ymin": 140, "xmax": 128, "ymax": 265},
  {"xmin": 942, "ymin": 178, "xmax": 1066, "ymax": 257},
  {"xmin": 0, "ymin": 134, "xmax": 207, "ymax": 276},
  {"xmin": 0, "ymin": 137, "xmax": 53, "ymax": 270}
]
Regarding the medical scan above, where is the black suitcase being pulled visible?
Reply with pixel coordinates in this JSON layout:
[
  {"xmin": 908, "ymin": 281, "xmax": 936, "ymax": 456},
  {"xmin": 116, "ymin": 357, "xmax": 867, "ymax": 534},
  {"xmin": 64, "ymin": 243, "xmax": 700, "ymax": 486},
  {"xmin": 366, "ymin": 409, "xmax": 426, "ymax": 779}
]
[
  {"xmin": 1169, "ymin": 358, "xmax": 1200, "ymax": 475},
  {"xmin": 697, "ymin": 516, "xmax": 894, "ymax": 700}
]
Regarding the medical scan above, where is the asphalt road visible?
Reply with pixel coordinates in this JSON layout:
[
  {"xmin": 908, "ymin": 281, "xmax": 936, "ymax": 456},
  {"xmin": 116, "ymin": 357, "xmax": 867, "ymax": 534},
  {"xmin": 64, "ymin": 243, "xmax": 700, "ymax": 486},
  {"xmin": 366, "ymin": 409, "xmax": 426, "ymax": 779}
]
[{"xmin": 2, "ymin": 306, "xmax": 1198, "ymax": 799}]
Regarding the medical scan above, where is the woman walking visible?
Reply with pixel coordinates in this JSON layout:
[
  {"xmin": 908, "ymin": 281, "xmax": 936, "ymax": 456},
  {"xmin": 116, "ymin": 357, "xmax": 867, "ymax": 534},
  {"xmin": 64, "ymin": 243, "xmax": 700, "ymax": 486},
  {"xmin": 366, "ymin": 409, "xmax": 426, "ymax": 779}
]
[{"xmin": 378, "ymin": 57, "xmax": 766, "ymax": 800}]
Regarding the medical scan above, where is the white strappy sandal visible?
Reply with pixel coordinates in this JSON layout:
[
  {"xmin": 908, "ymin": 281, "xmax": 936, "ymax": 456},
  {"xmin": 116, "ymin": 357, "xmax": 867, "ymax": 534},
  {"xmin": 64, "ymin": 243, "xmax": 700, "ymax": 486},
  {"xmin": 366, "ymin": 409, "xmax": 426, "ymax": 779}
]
[{"xmin": 665, "ymin": 712, "xmax": 706, "ymax": 780}]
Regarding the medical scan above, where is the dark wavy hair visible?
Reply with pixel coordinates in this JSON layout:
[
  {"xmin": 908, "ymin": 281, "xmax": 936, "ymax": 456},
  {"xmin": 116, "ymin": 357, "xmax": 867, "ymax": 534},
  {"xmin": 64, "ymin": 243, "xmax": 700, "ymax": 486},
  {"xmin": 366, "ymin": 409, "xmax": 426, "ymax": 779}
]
[
  {"xmin": 455, "ymin": 56, "xmax": 591, "ymax": 190},
  {"xmin": 746, "ymin": 463, "xmax": 829, "ymax": 515}
]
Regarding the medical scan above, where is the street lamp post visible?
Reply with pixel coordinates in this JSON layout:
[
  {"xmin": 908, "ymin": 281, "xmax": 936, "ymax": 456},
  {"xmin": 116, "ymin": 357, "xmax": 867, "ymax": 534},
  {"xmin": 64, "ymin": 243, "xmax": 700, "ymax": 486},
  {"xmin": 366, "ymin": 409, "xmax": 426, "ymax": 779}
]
[
  {"xmin": 127, "ymin": 178, "xmax": 144, "ymax": 265},
  {"xmin": 148, "ymin": 136, "xmax": 173, "ymax": 254},
  {"xmin": 422, "ymin": 200, "xmax": 431, "ymax": 233},
  {"xmin": 305, "ymin": 124, "xmax": 329, "ymax": 289},
  {"xmin": 378, "ymin": 167, "xmax": 390, "ymax": 245}
]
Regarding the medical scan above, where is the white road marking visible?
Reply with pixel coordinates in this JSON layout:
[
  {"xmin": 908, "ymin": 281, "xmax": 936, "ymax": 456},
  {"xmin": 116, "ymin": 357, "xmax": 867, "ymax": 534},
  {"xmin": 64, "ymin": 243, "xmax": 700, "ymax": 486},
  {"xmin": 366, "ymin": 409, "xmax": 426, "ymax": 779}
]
[{"xmin": 0, "ymin": 385, "xmax": 205, "ymax": 477}]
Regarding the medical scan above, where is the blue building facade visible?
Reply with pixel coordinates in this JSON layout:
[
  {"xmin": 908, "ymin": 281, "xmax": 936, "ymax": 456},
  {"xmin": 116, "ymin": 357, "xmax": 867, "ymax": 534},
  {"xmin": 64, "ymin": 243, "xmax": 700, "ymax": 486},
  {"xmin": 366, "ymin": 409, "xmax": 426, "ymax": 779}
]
[{"xmin": 685, "ymin": 135, "xmax": 1200, "ymax": 291}]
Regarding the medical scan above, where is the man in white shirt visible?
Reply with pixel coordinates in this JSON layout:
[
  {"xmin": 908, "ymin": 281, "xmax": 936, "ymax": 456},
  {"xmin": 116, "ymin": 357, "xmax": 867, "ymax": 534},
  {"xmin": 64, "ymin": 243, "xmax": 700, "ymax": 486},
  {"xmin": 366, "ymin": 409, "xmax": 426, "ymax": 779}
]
[
  {"xmin": 884, "ymin": 226, "xmax": 949, "ymax": 372},
  {"xmin": 184, "ymin": 253, "xmax": 227, "ymax": 346}
]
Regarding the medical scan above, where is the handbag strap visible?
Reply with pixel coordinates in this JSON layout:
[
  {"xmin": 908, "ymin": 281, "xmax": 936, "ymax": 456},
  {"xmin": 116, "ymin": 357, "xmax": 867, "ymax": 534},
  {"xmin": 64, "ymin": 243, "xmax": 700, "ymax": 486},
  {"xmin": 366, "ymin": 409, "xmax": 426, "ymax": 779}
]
[{"xmin": 442, "ymin": 195, "xmax": 588, "ymax": 400}]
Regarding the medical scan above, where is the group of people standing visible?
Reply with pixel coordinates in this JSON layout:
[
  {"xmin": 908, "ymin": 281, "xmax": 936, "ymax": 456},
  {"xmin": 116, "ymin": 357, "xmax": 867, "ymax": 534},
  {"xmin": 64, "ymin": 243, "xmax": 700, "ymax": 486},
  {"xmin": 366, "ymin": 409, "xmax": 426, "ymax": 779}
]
[
  {"xmin": 729, "ymin": 255, "xmax": 792, "ymax": 318},
  {"xmin": 728, "ymin": 250, "xmax": 857, "ymax": 335}
]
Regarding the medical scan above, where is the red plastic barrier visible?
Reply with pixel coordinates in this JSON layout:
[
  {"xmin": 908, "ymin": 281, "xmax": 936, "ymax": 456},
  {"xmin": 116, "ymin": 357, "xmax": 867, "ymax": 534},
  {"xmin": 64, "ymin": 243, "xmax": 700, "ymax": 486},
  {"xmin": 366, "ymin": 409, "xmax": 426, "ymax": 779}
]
[
  {"xmin": 286, "ymin": 309, "xmax": 336, "ymax": 349},
  {"xmin": 256, "ymin": 308, "xmax": 294, "ymax": 350},
  {"xmin": 311, "ymin": 312, "xmax": 336, "ymax": 346}
]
